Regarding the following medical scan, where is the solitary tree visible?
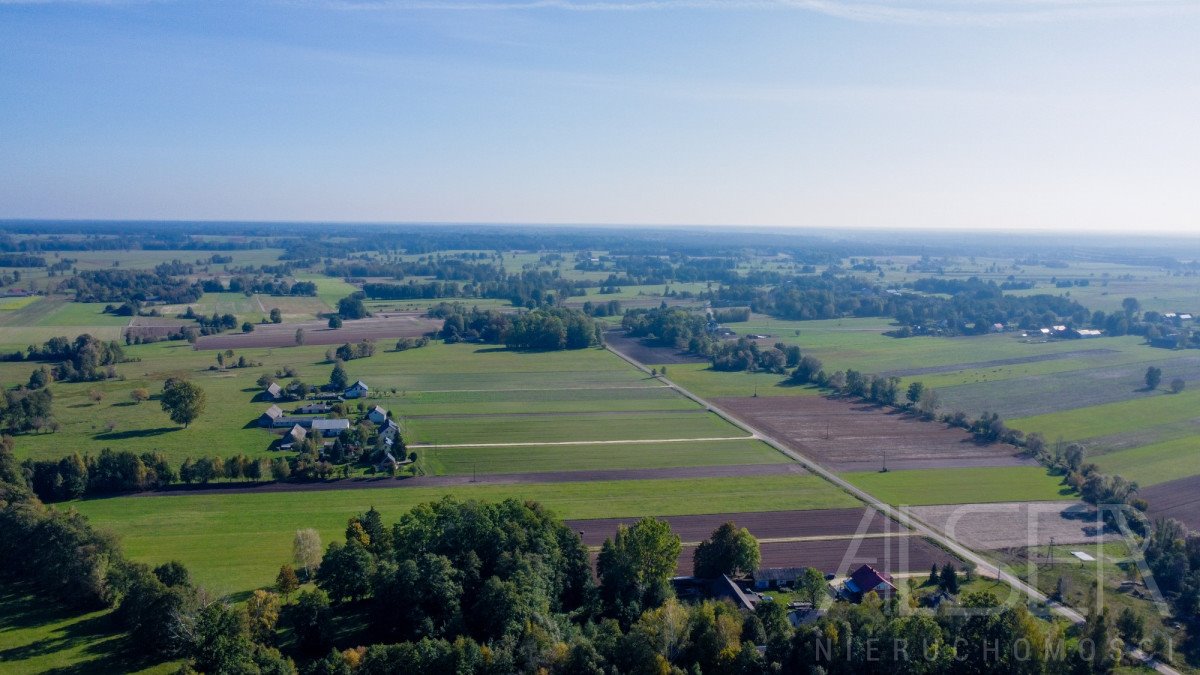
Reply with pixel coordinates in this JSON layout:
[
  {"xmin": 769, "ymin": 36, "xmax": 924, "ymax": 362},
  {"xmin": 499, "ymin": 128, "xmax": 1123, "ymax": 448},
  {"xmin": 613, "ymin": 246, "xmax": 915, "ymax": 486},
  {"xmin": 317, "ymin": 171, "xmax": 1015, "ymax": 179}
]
[
  {"xmin": 1171, "ymin": 378, "xmax": 1186, "ymax": 394},
  {"xmin": 130, "ymin": 387, "xmax": 149, "ymax": 403},
  {"xmin": 275, "ymin": 564, "xmax": 300, "ymax": 601},
  {"xmin": 939, "ymin": 562, "xmax": 960, "ymax": 594},
  {"xmin": 295, "ymin": 328, "xmax": 305, "ymax": 346},
  {"xmin": 241, "ymin": 322, "xmax": 255, "ymax": 333},
  {"xmin": 1145, "ymin": 366, "xmax": 1163, "ymax": 390},
  {"xmin": 797, "ymin": 566, "xmax": 828, "ymax": 608},
  {"xmin": 693, "ymin": 521, "xmax": 761, "ymax": 579},
  {"xmin": 328, "ymin": 316, "xmax": 343, "ymax": 329},
  {"xmin": 160, "ymin": 379, "xmax": 207, "ymax": 428},
  {"xmin": 293, "ymin": 528, "xmax": 323, "ymax": 579},
  {"xmin": 329, "ymin": 362, "xmax": 348, "ymax": 391},
  {"xmin": 269, "ymin": 308, "xmax": 282, "ymax": 323},
  {"xmin": 906, "ymin": 381, "xmax": 925, "ymax": 405}
]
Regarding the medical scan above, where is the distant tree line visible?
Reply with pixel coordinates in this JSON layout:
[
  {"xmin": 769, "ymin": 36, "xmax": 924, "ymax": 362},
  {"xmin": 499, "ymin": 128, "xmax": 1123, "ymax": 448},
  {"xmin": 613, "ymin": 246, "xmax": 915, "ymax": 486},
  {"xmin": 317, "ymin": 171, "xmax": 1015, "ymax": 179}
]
[
  {"xmin": 58, "ymin": 265, "xmax": 204, "ymax": 304},
  {"xmin": 0, "ymin": 253, "xmax": 47, "ymax": 267},
  {"xmin": 439, "ymin": 305, "xmax": 601, "ymax": 350}
]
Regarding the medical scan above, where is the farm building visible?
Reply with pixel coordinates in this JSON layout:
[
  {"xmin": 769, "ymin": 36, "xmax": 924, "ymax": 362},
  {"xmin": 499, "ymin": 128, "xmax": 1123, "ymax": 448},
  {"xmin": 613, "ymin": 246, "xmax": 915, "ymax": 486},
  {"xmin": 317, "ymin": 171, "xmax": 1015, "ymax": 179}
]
[
  {"xmin": 280, "ymin": 424, "xmax": 307, "ymax": 450},
  {"xmin": 376, "ymin": 451, "xmax": 399, "ymax": 473},
  {"xmin": 258, "ymin": 405, "xmax": 284, "ymax": 427},
  {"xmin": 295, "ymin": 402, "xmax": 333, "ymax": 414},
  {"xmin": 368, "ymin": 405, "xmax": 388, "ymax": 425},
  {"xmin": 753, "ymin": 567, "xmax": 807, "ymax": 591},
  {"xmin": 673, "ymin": 575, "xmax": 756, "ymax": 612},
  {"xmin": 311, "ymin": 418, "xmax": 351, "ymax": 437},
  {"xmin": 840, "ymin": 565, "xmax": 896, "ymax": 603},
  {"xmin": 263, "ymin": 382, "xmax": 283, "ymax": 401},
  {"xmin": 344, "ymin": 380, "xmax": 370, "ymax": 399}
]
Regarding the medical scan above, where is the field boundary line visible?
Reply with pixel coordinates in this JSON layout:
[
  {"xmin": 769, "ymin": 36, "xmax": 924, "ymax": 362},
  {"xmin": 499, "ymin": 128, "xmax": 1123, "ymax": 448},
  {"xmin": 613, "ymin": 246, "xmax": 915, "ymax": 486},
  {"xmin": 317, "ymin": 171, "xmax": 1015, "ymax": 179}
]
[
  {"xmin": 409, "ymin": 436, "xmax": 754, "ymax": 449},
  {"xmin": 410, "ymin": 385, "xmax": 674, "ymax": 393}
]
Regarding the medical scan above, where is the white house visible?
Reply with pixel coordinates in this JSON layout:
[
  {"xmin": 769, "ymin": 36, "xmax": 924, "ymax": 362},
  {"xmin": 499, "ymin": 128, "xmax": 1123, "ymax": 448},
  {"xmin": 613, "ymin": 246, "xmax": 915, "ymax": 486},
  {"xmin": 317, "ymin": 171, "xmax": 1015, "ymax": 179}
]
[
  {"xmin": 368, "ymin": 405, "xmax": 388, "ymax": 425},
  {"xmin": 344, "ymin": 380, "xmax": 370, "ymax": 399}
]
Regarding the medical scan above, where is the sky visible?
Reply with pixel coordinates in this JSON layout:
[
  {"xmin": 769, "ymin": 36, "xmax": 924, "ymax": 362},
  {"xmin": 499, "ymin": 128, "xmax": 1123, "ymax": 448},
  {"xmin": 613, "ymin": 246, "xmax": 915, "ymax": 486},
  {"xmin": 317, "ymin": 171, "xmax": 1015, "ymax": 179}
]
[{"xmin": 1, "ymin": 1, "xmax": 1198, "ymax": 233}]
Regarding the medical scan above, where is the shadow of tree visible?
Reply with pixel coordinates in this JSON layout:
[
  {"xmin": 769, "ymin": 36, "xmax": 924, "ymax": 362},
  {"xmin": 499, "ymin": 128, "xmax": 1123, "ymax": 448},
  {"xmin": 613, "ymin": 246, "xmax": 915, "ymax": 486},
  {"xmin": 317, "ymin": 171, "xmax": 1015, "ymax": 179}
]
[{"xmin": 93, "ymin": 427, "xmax": 177, "ymax": 441}]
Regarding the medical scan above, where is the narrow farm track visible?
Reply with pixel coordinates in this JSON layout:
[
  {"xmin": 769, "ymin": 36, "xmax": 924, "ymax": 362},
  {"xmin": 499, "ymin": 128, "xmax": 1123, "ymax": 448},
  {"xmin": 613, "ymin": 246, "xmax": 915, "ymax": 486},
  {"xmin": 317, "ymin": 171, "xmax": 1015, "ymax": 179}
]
[
  {"xmin": 604, "ymin": 341, "xmax": 1180, "ymax": 675},
  {"xmin": 408, "ymin": 436, "xmax": 754, "ymax": 449}
]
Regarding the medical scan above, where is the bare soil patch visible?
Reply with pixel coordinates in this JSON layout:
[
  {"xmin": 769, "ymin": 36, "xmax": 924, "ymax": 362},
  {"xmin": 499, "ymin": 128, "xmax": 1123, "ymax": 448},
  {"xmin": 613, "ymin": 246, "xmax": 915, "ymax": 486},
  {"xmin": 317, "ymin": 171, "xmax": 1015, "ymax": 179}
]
[
  {"xmin": 1142, "ymin": 475, "xmax": 1200, "ymax": 531},
  {"xmin": 605, "ymin": 330, "xmax": 708, "ymax": 365},
  {"xmin": 715, "ymin": 395, "xmax": 1034, "ymax": 472},
  {"xmin": 881, "ymin": 349, "xmax": 1119, "ymax": 378},
  {"xmin": 193, "ymin": 313, "xmax": 441, "ymax": 350},
  {"xmin": 567, "ymin": 507, "xmax": 891, "ymax": 546},
  {"xmin": 905, "ymin": 501, "xmax": 1117, "ymax": 550}
]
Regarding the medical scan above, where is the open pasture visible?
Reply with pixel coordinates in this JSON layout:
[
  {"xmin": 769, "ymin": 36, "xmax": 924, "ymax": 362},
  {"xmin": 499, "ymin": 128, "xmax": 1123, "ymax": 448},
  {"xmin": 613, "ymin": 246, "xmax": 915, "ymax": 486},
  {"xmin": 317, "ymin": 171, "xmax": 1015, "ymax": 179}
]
[
  {"xmin": 1009, "ymin": 387, "xmax": 1200, "ymax": 446},
  {"xmin": 73, "ymin": 473, "xmax": 859, "ymax": 596},
  {"xmin": 405, "ymin": 409, "xmax": 745, "ymax": 446},
  {"xmin": 930, "ymin": 353, "xmax": 1200, "ymax": 420},
  {"xmin": 843, "ymin": 466, "xmax": 1076, "ymax": 506},
  {"xmin": 424, "ymin": 438, "xmax": 786, "ymax": 476},
  {"xmin": 391, "ymin": 383, "xmax": 694, "ymax": 416},
  {"xmin": 1089, "ymin": 436, "xmax": 1200, "ymax": 488},
  {"xmin": 714, "ymin": 395, "xmax": 1032, "ymax": 472}
]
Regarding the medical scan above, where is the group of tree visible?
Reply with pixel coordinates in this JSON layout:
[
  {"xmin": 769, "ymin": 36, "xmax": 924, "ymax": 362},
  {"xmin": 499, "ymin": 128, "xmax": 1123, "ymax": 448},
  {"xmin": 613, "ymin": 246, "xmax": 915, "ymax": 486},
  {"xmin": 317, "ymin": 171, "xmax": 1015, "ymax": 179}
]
[
  {"xmin": 57, "ymin": 265, "xmax": 204, "ymax": 304},
  {"xmin": 336, "ymin": 293, "xmax": 371, "ymax": 320},
  {"xmin": 0, "ymin": 385, "xmax": 55, "ymax": 433},
  {"xmin": 393, "ymin": 336, "xmax": 430, "ymax": 351},
  {"xmin": 1145, "ymin": 366, "xmax": 1187, "ymax": 394},
  {"xmin": 22, "ymin": 447, "xmax": 175, "ymax": 501},
  {"xmin": 621, "ymin": 306, "xmax": 712, "ymax": 352},
  {"xmin": 13, "ymin": 334, "xmax": 126, "ymax": 382},
  {"xmin": 333, "ymin": 339, "xmax": 376, "ymax": 361},
  {"xmin": 439, "ymin": 305, "xmax": 601, "ymax": 350},
  {"xmin": 710, "ymin": 338, "xmax": 797, "ymax": 373}
]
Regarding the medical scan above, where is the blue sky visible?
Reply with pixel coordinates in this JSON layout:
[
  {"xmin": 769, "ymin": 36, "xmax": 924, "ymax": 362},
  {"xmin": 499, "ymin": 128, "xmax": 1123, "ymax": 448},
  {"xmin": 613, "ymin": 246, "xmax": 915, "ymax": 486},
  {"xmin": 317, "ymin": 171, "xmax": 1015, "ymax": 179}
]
[{"xmin": 1, "ymin": 1, "xmax": 1198, "ymax": 232}]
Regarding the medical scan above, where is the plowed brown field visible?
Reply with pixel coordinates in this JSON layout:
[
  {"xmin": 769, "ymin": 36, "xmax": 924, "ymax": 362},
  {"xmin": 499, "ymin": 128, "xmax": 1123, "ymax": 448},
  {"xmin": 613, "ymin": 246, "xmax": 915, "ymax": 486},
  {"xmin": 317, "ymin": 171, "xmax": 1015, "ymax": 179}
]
[{"xmin": 715, "ymin": 396, "xmax": 1034, "ymax": 472}]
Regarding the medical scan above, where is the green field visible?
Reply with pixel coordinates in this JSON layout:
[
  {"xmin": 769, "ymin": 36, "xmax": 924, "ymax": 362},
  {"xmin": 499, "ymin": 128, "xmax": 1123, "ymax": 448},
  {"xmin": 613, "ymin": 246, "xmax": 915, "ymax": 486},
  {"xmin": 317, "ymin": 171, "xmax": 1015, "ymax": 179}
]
[
  {"xmin": 425, "ymin": 438, "xmax": 786, "ymax": 475},
  {"xmin": 1009, "ymin": 388, "xmax": 1200, "ymax": 444},
  {"xmin": 391, "ymin": 384, "xmax": 695, "ymax": 416},
  {"xmin": 1090, "ymin": 437, "xmax": 1200, "ymax": 487},
  {"xmin": 662, "ymin": 362, "xmax": 823, "ymax": 399},
  {"xmin": 843, "ymin": 466, "xmax": 1076, "ymax": 506},
  {"xmin": 73, "ymin": 473, "xmax": 857, "ymax": 597},
  {"xmin": 405, "ymin": 410, "xmax": 744, "ymax": 445}
]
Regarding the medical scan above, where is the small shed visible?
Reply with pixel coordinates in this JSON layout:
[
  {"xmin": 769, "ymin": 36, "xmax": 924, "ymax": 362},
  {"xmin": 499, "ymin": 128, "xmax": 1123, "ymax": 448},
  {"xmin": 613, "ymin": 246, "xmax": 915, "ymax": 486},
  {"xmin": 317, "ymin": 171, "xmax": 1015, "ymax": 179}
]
[{"xmin": 264, "ymin": 382, "xmax": 283, "ymax": 400}]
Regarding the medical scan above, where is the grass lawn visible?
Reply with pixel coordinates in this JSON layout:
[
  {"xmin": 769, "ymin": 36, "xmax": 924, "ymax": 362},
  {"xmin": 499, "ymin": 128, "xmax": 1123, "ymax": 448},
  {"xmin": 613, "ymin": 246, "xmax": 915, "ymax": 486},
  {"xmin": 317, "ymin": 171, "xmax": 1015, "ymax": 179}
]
[
  {"xmin": 34, "ymin": 302, "xmax": 133, "ymax": 327},
  {"xmin": 1090, "ymin": 436, "xmax": 1200, "ymax": 487},
  {"xmin": 1009, "ymin": 388, "xmax": 1200, "ymax": 444},
  {"xmin": 662, "ymin": 363, "xmax": 822, "ymax": 399},
  {"xmin": 0, "ymin": 295, "xmax": 40, "ymax": 311},
  {"xmin": 424, "ymin": 438, "xmax": 787, "ymax": 475},
  {"xmin": 405, "ymin": 410, "xmax": 745, "ymax": 445},
  {"xmin": 0, "ymin": 588, "xmax": 178, "ymax": 675},
  {"xmin": 73, "ymin": 473, "xmax": 859, "ymax": 597},
  {"xmin": 391, "ymin": 384, "xmax": 696, "ymax": 416},
  {"xmin": 843, "ymin": 466, "xmax": 1076, "ymax": 506}
]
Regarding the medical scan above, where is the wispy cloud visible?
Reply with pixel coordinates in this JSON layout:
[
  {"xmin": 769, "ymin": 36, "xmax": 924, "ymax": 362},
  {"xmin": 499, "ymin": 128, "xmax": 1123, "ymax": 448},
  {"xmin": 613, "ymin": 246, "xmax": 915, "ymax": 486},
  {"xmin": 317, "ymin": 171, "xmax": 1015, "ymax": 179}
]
[{"xmin": 314, "ymin": 0, "xmax": 1200, "ymax": 26}]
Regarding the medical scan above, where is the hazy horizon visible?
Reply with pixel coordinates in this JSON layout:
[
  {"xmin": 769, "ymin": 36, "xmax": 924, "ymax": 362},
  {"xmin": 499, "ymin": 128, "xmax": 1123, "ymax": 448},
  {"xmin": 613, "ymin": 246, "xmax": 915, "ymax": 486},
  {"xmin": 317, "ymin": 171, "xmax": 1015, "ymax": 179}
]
[{"xmin": 2, "ymin": 1, "xmax": 1198, "ymax": 233}]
